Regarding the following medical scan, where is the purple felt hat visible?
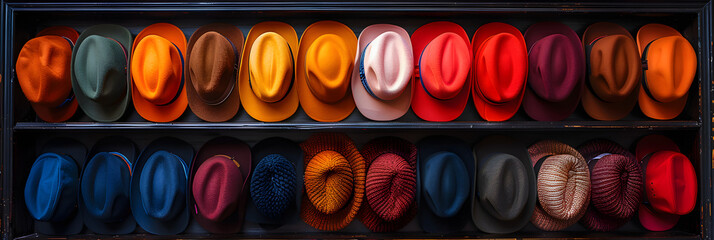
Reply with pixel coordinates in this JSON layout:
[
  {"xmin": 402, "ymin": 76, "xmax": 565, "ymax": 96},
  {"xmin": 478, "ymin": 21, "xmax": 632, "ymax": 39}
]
[{"xmin": 523, "ymin": 22, "xmax": 585, "ymax": 121}]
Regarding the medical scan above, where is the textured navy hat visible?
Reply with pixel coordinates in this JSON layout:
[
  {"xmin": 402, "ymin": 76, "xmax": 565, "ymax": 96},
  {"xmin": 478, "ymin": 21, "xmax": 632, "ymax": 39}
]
[{"xmin": 24, "ymin": 138, "xmax": 86, "ymax": 235}]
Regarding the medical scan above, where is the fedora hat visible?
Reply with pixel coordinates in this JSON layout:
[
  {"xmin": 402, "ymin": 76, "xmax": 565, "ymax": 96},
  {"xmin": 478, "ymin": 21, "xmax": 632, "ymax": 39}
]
[
  {"xmin": 472, "ymin": 135, "xmax": 536, "ymax": 233},
  {"xmin": 297, "ymin": 21, "xmax": 357, "ymax": 122},
  {"xmin": 186, "ymin": 23, "xmax": 244, "ymax": 122},
  {"xmin": 577, "ymin": 139, "xmax": 642, "ymax": 231},
  {"xmin": 637, "ymin": 24, "xmax": 697, "ymax": 120},
  {"xmin": 239, "ymin": 22, "xmax": 299, "ymax": 122},
  {"xmin": 523, "ymin": 22, "xmax": 585, "ymax": 121},
  {"xmin": 582, "ymin": 22, "xmax": 641, "ymax": 121},
  {"xmin": 71, "ymin": 24, "xmax": 132, "ymax": 122},
  {"xmin": 131, "ymin": 23, "xmax": 188, "ymax": 122},
  {"xmin": 16, "ymin": 26, "xmax": 79, "ymax": 122},
  {"xmin": 24, "ymin": 138, "xmax": 86, "ymax": 235},
  {"xmin": 246, "ymin": 137, "xmax": 302, "ymax": 228},
  {"xmin": 130, "ymin": 137, "xmax": 194, "ymax": 235},
  {"xmin": 351, "ymin": 24, "xmax": 414, "ymax": 121},
  {"xmin": 636, "ymin": 135, "xmax": 697, "ymax": 231},
  {"xmin": 189, "ymin": 136, "xmax": 251, "ymax": 233},
  {"xmin": 471, "ymin": 23, "xmax": 528, "ymax": 121},
  {"xmin": 300, "ymin": 133, "xmax": 365, "ymax": 231},
  {"xmin": 358, "ymin": 137, "xmax": 417, "ymax": 232},
  {"xmin": 411, "ymin": 22, "xmax": 472, "ymax": 122},
  {"xmin": 528, "ymin": 140, "xmax": 590, "ymax": 231},
  {"xmin": 417, "ymin": 136, "xmax": 474, "ymax": 233},
  {"xmin": 79, "ymin": 136, "xmax": 137, "ymax": 234}
]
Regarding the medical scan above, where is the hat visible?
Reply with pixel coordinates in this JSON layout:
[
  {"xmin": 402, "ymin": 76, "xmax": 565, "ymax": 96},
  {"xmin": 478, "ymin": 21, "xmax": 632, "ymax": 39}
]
[
  {"xmin": 71, "ymin": 24, "xmax": 132, "ymax": 122},
  {"xmin": 472, "ymin": 135, "xmax": 536, "ymax": 233},
  {"xmin": 130, "ymin": 137, "xmax": 194, "ymax": 235},
  {"xmin": 246, "ymin": 137, "xmax": 302, "ymax": 228},
  {"xmin": 411, "ymin": 22, "xmax": 472, "ymax": 122},
  {"xmin": 636, "ymin": 24, "xmax": 697, "ymax": 120},
  {"xmin": 577, "ymin": 139, "xmax": 642, "ymax": 231},
  {"xmin": 79, "ymin": 136, "xmax": 137, "ymax": 234},
  {"xmin": 528, "ymin": 140, "xmax": 590, "ymax": 231},
  {"xmin": 417, "ymin": 136, "xmax": 474, "ymax": 233},
  {"xmin": 297, "ymin": 21, "xmax": 357, "ymax": 122},
  {"xmin": 351, "ymin": 24, "xmax": 414, "ymax": 121},
  {"xmin": 636, "ymin": 135, "xmax": 697, "ymax": 231},
  {"xmin": 582, "ymin": 22, "xmax": 641, "ymax": 121},
  {"xmin": 358, "ymin": 137, "xmax": 417, "ymax": 232},
  {"xmin": 186, "ymin": 23, "xmax": 244, "ymax": 122},
  {"xmin": 16, "ymin": 26, "xmax": 79, "ymax": 122},
  {"xmin": 471, "ymin": 23, "xmax": 528, "ymax": 121},
  {"xmin": 523, "ymin": 22, "xmax": 585, "ymax": 121},
  {"xmin": 131, "ymin": 23, "xmax": 188, "ymax": 122},
  {"xmin": 189, "ymin": 136, "xmax": 251, "ymax": 233},
  {"xmin": 239, "ymin": 22, "xmax": 299, "ymax": 122},
  {"xmin": 300, "ymin": 133, "xmax": 365, "ymax": 231},
  {"xmin": 24, "ymin": 138, "xmax": 86, "ymax": 235}
]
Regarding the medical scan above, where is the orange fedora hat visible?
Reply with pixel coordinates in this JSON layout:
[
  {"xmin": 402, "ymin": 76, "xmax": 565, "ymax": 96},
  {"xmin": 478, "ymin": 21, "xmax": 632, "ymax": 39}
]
[
  {"xmin": 297, "ymin": 21, "xmax": 357, "ymax": 122},
  {"xmin": 239, "ymin": 22, "xmax": 299, "ymax": 122},
  {"xmin": 636, "ymin": 24, "xmax": 696, "ymax": 120},
  {"xmin": 131, "ymin": 23, "xmax": 188, "ymax": 122}
]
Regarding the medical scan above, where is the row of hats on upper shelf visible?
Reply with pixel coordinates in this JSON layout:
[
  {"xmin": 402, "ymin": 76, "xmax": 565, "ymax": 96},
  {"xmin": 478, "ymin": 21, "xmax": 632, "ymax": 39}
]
[
  {"xmin": 25, "ymin": 133, "xmax": 696, "ymax": 236},
  {"xmin": 16, "ymin": 21, "xmax": 697, "ymax": 123}
]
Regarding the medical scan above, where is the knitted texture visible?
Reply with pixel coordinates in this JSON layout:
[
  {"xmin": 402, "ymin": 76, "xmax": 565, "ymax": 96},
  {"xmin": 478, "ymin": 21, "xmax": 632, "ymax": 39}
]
[
  {"xmin": 358, "ymin": 137, "xmax": 417, "ymax": 232},
  {"xmin": 528, "ymin": 140, "xmax": 590, "ymax": 231},
  {"xmin": 250, "ymin": 154, "xmax": 297, "ymax": 219},
  {"xmin": 300, "ymin": 133, "xmax": 365, "ymax": 231}
]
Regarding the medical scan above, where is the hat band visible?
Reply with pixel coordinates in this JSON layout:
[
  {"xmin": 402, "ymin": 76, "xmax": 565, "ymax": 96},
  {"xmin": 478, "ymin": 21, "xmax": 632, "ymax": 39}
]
[
  {"xmin": 587, "ymin": 152, "xmax": 612, "ymax": 173},
  {"xmin": 532, "ymin": 155, "xmax": 552, "ymax": 182},
  {"xmin": 251, "ymin": 42, "xmax": 295, "ymax": 104},
  {"xmin": 200, "ymin": 36, "xmax": 240, "ymax": 106},
  {"xmin": 417, "ymin": 42, "xmax": 446, "ymax": 101},
  {"xmin": 109, "ymin": 151, "xmax": 133, "ymax": 176},
  {"xmin": 155, "ymin": 42, "xmax": 185, "ymax": 107},
  {"xmin": 53, "ymin": 37, "xmax": 79, "ymax": 109},
  {"xmin": 359, "ymin": 42, "xmax": 388, "ymax": 101},
  {"xmin": 640, "ymin": 40, "xmax": 664, "ymax": 104}
]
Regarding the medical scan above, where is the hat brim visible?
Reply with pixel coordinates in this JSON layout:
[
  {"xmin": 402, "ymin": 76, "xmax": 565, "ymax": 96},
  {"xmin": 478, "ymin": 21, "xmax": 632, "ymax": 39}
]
[
  {"xmin": 38, "ymin": 26, "xmax": 79, "ymax": 43},
  {"xmin": 80, "ymin": 136, "xmax": 137, "ymax": 234},
  {"xmin": 297, "ymin": 21, "xmax": 357, "ymax": 122},
  {"xmin": 471, "ymin": 23, "xmax": 527, "ymax": 121},
  {"xmin": 71, "ymin": 24, "xmax": 132, "ymax": 122},
  {"xmin": 523, "ymin": 22, "xmax": 585, "ymax": 121},
  {"xmin": 239, "ymin": 22, "xmax": 299, "ymax": 122},
  {"xmin": 131, "ymin": 137, "xmax": 193, "ymax": 235},
  {"xmin": 471, "ymin": 135, "xmax": 535, "ymax": 233},
  {"xmin": 35, "ymin": 138, "xmax": 86, "ymax": 235},
  {"xmin": 638, "ymin": 203, "xmax": 680, "ymax": 231},
  {"xmin": 411, "ymin": 21, "xmax": 471, "ymax": 122},
  {"xmin": 351, "ymin": 24, "xmax": 413, "ymax": 121},
  {"xmin": 131, "ymin": 23, "xmax": 188, "ymax": 122},
  {"xmin": 186, "ymin": 23, "xmax": 244, "ymax": 122},
  {"xmin": 417, "ymin": 136, "xmax": 474, "ymax": 233},
  {"xmin": 635, "ymin": 134, "xmax": 680, "ymax": 163},
  {"xmin": 245, "ymin": 137, "xmax": 302, "ymax": 228}
]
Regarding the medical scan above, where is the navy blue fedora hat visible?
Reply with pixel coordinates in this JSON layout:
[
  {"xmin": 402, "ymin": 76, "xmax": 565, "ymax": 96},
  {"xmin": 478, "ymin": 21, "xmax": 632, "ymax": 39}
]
[
  {"xmin": 25, "ymin": 138, "xmax": 86, "ymax": 235},
  {"xmin": 130, "ymin": 137, "xmax": 194, "ymax": 235},
  {"xmin": 417, "ymin": 136, "xmax": 474, "ymax": 233},
  {"xmin": 245, "ymin": 137, "xmax": 303, "ymax": 229},
  {"xmin": 80, "ymin": 136, "xmax": 137, "ymax": 234}
]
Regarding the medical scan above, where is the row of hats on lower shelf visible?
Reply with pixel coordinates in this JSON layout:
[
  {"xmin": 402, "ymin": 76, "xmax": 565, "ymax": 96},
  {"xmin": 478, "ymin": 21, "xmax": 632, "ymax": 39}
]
[
  {"xmin": 24, "ymin": 133, "xmax": 697, "ymax": 236},
  {"xmin": 16, "ymin": 20, "xmax": 697, "ymax": 124}
]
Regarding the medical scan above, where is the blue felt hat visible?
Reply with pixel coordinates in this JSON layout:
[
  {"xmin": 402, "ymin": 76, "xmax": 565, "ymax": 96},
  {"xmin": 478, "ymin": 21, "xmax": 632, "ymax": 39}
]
[
  {"xmin": 130, "ymin": 137, "xmax": 194, "ymax": 235},
  {"xmin": 25, "ymin": 138, "xmax": 86, "ymax": 235},
  {"xmin": 417, "ymin": 136, "xmax": 474, "ymax": 233},
  {"xmin": 80, "ymin": 136, "xmax": 137, "ymax": 234}
]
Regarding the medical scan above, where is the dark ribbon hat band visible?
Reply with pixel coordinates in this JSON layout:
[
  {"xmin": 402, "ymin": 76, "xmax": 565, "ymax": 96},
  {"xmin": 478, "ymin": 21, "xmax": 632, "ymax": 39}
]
[
  {"xmin": 203, "ymin": 35, "xmax": 240, "ymax": 106},
  {"xmin": 108, "ymin": 151, "xmax": 133, "ymax": 176},
  {"xmin": 359, "ymin": 42, "xmax": 384, "ymax": 100},
  {"xmin": 156, "ymin": 42, "xmax": 185, "ymax": 107},
  {"xmin": 640, "ymin": 39, "xmax": 662, "ymax": 103},
  {"xmin": 55, "ymin": 36, "xmax": 78, "ymax": 109},
  {"xmin": 417, "ymin": 41, "xmax": 442, "ymax": 100},
  {"xmin": 253, "ymin": 40, "xmax": 295, "ymax": 103}
]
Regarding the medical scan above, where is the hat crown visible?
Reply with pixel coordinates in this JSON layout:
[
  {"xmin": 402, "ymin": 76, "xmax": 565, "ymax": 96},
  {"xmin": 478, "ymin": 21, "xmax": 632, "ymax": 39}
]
[
  {"xmin": 645, "ymin": 151, "xmax": 697, "ymax": 215},
  {"xmin": 24, "ymin": 153, "xmax": 79, "ymax": 222},
  {"xmin": 305, "ymin": 34, "xmax": 352, "ymax": 103},
  {"xmin": 249, "ymin": 32, "xmax": 294, "ymax": 103},
  {"xmin": 362, "ymin": 31, "xmax": 413, "ymax": 101},
  {"xmin": 420, "ymin": 32, "xmax": 471, "ymax": 100},
  {"xmin": 74, "ymin": 35, "xmax": 128, "ymax": 103},
  {"xmin": 139, "ymin": 150, "xmax": 187, "ymax": 221},
  {"xmin": 589, "ymin": 35, "xmax": 641, "ymax": 102},
  {"xmin": 189, "ymin": 31, "xmax": 236, "ymax": 105},
  {"xmin": 304, "ymin": 150, "xmax": 354, "ymax": 214},
  {"xmin": 192, "ymin": 155, "xmax": 243, "ymax": 222},
  {"xmin": 81, "ymin": 152, "xmax": 132, "ymax": 221},
  {"xmin": 16, "ymin": 36, "xmax": 73, "ymax": 105},
  {"xmin": 536, "ymin": 154, "xmax": 590, "ymax": 221},
  {"xmin": 590, "ymin": 153, "xmax": 642, "ymax": 219},
  {"xmin": 250, "ymin": 154, "xmax": 297, "ymax": 218},
  {"xmin": 423, "ymin": 151, "xmax": 469, "ymax": 218},
  {"xmin": 131, "ymin": 35, "xmax": 183, "ymax": 105},
  {"xmin": 366, "ymin": 153, "xmax": 416, "ymax": 221},
  {"xmin": 643, "ymin": 36, "xmax": 696, "ymax": 102},
  {"xmin": 529, "ymin": 34, "xmax": 583, "ymax": 102},
  {"xmin": 475, "ymin": 33, "xmax": 528, "ymax": 103},
  {"xmin": 478, "ymin": 154, "xmax": 529, "ymax": 221}
]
